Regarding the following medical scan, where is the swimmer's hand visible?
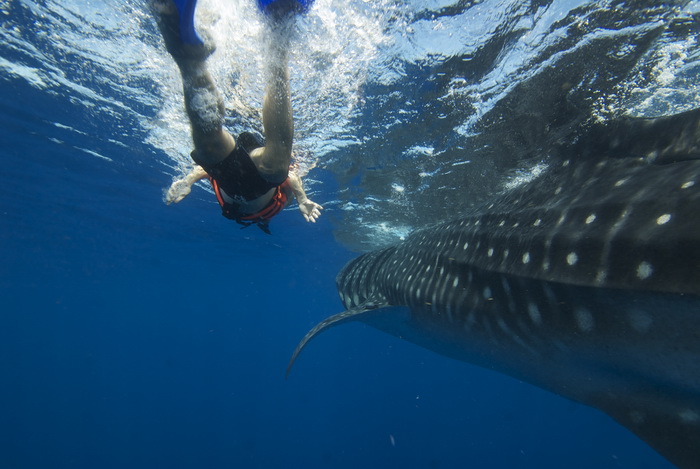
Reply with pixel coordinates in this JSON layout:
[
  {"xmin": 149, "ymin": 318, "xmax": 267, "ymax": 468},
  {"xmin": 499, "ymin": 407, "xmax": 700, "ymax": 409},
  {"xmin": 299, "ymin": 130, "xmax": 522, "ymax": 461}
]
[
  {"xmin": 165, "ymin": 165, "xmax": 209, "ymax": 205},
  {"xmin": 165, "ymin": 178, "xmax": 192, "ymax": 204},
  {"xmin": 299, "ymin": 199, "xmax": 323, "ymax": 223},
  {"xmin": 285, "ymin": 170, "xmax": 322, "ymax": 223}
]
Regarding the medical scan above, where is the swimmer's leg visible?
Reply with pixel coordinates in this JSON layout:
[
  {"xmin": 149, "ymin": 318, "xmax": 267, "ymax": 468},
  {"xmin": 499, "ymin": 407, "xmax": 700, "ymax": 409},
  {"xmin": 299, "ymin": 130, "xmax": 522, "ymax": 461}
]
[
  {"xmin": 152, "ymin": 0, "xmax": 234, "ymax": 166},
  {"xmin": 250, "ymin": 28, "xmax": 294, "ymax": 184}
]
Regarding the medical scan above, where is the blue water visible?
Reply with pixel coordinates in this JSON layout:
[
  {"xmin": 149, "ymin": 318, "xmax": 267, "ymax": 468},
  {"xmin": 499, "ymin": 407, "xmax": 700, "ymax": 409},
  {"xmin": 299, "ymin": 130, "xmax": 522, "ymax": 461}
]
[{"xmin": 1, "ymin": 0, "xmax": 695, "ymax": 467}]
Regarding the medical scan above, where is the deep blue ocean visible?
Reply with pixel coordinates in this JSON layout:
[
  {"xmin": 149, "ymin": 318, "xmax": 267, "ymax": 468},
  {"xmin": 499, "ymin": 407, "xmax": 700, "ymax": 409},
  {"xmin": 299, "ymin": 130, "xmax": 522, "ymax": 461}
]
[{"xmin": 1, "ymin": 0, "xmax": 697, "ymax": 467}]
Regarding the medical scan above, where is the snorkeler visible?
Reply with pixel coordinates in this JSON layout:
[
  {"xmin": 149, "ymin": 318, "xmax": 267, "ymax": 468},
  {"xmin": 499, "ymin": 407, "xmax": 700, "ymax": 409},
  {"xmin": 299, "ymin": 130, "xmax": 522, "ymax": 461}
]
[{"xmin": 153, "ymin": 0, "xmax": 322, "ymax": 234}]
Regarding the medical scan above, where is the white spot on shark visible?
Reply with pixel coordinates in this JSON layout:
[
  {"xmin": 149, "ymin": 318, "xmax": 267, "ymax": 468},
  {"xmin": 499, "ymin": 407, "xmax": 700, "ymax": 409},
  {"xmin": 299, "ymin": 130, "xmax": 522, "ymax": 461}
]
[
  {"xmin": 522, "ymin": 253, "xmax": 530, "ymax": 264},
  {"xmin": 637, "ymin": 262, "xmax": 653, "ymax": 280},
  {"xmin": 501, "ymin": 277, "xmax": 512, "ymax": 294},
  {"xmin": 528, "ymin": 303, "xmax": 542, "ymax": 325},
  {"xmin": 657, "ymin": 214, "xmax": 671, "ymax": 225},
  {"xmin": 627, "ymin": 309, "xmax": 653, "ymax": 334},
  {"xmin": 595, "ymin": 269, "xmax": 607, "ymax": 284},
  {"xmin": 679, "ymin": 409, "xmax": 700, "ymax": 423},
  {"xmin": 463, "ymin": 312, "xmax": 476, "ymax": 332},
  {"xmin": 585, "ymin": 214, "xmax": 596, "ymax": 224},
  {"xmin": 629, "ymin": 411, "xmax": 646, "ymax": 425},
  {"xmin": 681, "ymin": 181, "xmax": 695, "ymax": 189},
  {"xmin": 575, "ymin": 308, "xmax": 594, "ymax": 332},
  {"xmin": 567, "ymin": 252, "xmax": 578, "ymax": 266}
]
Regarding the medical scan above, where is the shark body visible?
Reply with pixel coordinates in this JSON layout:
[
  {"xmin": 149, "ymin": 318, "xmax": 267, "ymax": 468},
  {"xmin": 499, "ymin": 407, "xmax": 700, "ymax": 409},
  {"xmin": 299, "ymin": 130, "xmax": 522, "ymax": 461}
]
[{"xmin": 289, "ymin": 111, "xmax": 700, "ymax": 468}]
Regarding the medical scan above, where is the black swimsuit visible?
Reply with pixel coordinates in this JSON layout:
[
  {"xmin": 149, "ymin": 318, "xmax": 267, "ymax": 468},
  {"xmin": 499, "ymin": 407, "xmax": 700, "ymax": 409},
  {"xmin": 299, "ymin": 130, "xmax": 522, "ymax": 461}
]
[
  {"xmin": 194, "ymin": 132, "xmax": 279, "ymax": 202},
  {"xmin": 192, "ymin": 132, "xmax": 289, "ymax": 233}
]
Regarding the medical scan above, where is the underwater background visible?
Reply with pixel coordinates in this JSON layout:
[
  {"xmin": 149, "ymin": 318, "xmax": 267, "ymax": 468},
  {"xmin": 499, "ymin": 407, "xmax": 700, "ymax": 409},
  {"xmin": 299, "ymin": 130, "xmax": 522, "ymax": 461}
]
[{"xmin": 1, "ymin": 0, "xmax": 697, "ymax": 467}]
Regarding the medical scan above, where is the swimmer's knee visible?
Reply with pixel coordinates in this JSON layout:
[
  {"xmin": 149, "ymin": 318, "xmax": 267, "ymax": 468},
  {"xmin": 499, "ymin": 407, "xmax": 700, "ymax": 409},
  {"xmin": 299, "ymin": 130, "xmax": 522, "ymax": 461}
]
[
  {"xmin": 192, "ymin": 130, "xmax": 234, "ymax": 166},
  {"xmin": 253, "ymin": 145, "xmax": 291, "ymax": 183}
]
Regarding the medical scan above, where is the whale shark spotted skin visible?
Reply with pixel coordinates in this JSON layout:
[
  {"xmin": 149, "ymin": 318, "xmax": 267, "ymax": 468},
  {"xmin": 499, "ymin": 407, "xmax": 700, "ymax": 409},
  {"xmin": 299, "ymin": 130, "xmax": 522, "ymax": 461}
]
[{"xmin": 288, "ymin": 110, "xmax": 700, "ymax": 469}]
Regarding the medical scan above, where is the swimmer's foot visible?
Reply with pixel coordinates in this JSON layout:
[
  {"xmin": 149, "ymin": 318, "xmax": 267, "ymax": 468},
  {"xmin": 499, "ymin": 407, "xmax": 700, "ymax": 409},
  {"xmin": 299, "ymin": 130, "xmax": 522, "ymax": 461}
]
[{"xmin": 152, "ymin": 0, "xmax": 215, "ymax": 64}]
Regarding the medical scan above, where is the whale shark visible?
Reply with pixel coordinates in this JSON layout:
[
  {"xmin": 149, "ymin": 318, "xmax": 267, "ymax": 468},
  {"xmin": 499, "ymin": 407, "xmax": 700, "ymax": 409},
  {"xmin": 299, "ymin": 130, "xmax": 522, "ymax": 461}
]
[{"xmin": 288, "ymin": 109, "xmax": 700, "ymax": 468}]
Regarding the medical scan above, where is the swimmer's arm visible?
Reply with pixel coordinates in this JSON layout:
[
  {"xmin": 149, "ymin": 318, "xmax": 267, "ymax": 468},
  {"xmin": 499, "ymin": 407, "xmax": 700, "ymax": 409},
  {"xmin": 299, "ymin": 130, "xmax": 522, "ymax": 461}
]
[
  {"xmin": 286, "ymin": 171, "xmax": 323, "ymax": 223},
  {"xmin": 165, "ymin": 165, "xmax": 209, "ymax": 204}
]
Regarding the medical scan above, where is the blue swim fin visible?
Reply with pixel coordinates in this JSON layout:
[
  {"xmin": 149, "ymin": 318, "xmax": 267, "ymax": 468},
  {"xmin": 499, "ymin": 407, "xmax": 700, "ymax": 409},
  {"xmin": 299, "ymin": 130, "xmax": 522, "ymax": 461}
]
[
  {"xmin": 172, "ymin": 0, "xmax": 203, "ymax": 45},
  {"xmin": 257, "ymin": 0, "xmax": 314, "ymax": 16}
]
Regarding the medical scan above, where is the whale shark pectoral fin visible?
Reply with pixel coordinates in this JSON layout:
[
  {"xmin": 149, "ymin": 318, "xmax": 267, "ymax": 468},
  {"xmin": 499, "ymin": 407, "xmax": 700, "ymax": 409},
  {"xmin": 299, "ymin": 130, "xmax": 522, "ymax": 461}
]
[
  {"xmin": 286, "ymin": 297, "xmax": 392, "ymax": 378},
  {"xmin": 599, "ymin": 393, "xmax": 700, "ymax": 469}
]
